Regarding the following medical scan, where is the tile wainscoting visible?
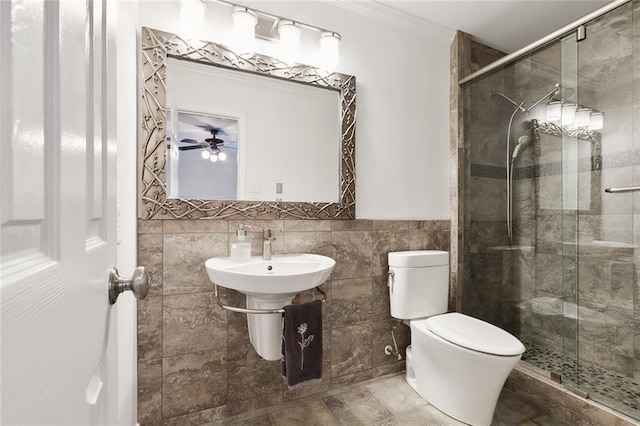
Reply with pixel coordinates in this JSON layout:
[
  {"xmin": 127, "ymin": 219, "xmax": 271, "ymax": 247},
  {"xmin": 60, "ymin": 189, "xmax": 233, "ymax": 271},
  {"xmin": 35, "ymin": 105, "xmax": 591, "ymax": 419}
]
[{"xmin": 136, "ymin": 219, "xmax": 450, "ymax": 425}]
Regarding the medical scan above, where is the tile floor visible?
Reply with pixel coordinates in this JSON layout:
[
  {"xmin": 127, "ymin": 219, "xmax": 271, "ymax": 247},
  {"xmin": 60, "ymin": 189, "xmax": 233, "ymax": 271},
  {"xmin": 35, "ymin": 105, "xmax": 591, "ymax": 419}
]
[
  {"xmin": 523, "ymin": 342, "xmax": 640, "ymax": 420},
  {"xmin": 213, "ymin": 373, "xmax": 568, "ymax": 425}
]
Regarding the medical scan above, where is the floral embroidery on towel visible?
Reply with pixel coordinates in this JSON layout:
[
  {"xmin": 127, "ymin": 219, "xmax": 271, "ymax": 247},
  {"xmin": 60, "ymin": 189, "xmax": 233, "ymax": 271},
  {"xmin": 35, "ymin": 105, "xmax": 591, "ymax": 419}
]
[{"xmin": 297, "ymin": 323, "xmax": 314, "ymax": 370}]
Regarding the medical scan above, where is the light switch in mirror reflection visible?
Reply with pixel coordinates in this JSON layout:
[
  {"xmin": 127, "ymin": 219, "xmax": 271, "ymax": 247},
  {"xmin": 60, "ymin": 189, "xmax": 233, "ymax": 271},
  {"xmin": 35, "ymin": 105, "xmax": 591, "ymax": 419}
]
[{"xmin": 165, "ymin": 58, "xmax": 342, "ymax": 203}]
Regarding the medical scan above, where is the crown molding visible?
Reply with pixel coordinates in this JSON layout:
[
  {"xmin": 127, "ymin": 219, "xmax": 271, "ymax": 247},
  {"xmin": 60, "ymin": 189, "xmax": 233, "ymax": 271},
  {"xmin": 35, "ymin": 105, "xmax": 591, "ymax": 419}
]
[{"xmin": 320, "ymin": 0, "xmax": 455, "ymax": 45}]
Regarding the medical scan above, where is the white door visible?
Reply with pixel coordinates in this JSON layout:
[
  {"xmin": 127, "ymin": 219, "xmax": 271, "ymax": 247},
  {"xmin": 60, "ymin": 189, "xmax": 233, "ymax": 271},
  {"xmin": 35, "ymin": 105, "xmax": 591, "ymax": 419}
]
[{"xmin": 1, "ymin": 0, "xmax": 135, "ymax": 424}]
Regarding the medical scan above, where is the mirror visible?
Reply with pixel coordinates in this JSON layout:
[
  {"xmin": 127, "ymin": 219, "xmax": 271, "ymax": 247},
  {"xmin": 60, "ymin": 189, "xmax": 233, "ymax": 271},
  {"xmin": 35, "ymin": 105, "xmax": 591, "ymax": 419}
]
[
  {"xmin": 166, "ymin": 58, "xmax": 341, "ymax": 203},
  {"xmin": 140, "ymin": 27, "xmax": 356, "ymax": 220}
]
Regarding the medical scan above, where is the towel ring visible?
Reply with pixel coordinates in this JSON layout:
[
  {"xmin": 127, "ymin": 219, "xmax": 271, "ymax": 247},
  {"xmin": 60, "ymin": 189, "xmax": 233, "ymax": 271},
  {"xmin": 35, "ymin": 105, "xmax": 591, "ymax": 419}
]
[{"xmin": 213, "ymin": 284, "xmax": 326, "ymax": 314}]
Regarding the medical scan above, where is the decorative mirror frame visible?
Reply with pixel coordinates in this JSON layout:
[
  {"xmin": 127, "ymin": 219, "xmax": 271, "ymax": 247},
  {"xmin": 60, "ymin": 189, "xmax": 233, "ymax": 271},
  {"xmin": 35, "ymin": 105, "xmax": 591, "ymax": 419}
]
[{"xmin": 140, "ymin": 27, "xmax": 356, "ymax": 220}]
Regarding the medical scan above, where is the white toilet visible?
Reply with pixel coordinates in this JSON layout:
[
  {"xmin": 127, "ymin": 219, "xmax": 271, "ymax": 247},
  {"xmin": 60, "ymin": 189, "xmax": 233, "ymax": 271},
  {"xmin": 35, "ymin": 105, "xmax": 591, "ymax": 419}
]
[{"xmin": 388, "ymin": 250, "xmax": 525, "ymax": 426}]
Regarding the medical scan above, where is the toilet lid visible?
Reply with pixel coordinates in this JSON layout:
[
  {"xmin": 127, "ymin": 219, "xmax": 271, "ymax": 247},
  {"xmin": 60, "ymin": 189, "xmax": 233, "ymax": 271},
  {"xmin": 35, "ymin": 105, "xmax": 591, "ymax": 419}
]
[{"xmin": 425, "ymin": 313, "xmax": 526, "ymax": 356}]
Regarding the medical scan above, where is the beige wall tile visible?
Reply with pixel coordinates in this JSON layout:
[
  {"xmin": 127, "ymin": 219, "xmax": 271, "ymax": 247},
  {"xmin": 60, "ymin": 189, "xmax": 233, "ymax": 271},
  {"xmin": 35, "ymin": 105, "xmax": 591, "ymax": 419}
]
[
  {"xmin": 138, "ymin": 233, "xmax": 163, "ymax": 296},
  {"xmin": 284, "ymin": 220, "xmax": 332, "ymax": 232},
  {"xmin": 163, "ymin": 233, "xmax": 227, "ymax": 294},
  {"xmin": 331, "ymin": 278, "xmax": 372, "ymax": 326},
  {"xmin": 163, "ymin": 292, "xmax": 227, "ymax": 357},
  {"xmin": 371, "ymin": 230, "xmax": 411, "ymax": 276},
  {"xmin": 332, "ymin": 219, "xmax": 373, "ymax": 231},
  {"xmin": 332, "ymin": 231, "xmax": 373, "ymax": 279},
  {"xmin": 137, "ymin": 296, "xmax": 163, "ymax": 362},
  {"xmin": 283, "ymin": 231, "xmax": 332, "ymax": 256},
  {"xmin": 331, "ymin": 323, "xmax": 372, "ymax": 378},
  {"xmin": 162, "ymin": 349, "xmax": 227, "ymax": 418},
  {"xmin": 138, "ymin": 219, "xmax": 162, "ymax": 234},
  {"xmin": 163, "ymin": 219, "xmax": 228, "ymax": 234},
  {"xmin": 137, "ymin": 358, "xmax": 163, "ymax": 424}
]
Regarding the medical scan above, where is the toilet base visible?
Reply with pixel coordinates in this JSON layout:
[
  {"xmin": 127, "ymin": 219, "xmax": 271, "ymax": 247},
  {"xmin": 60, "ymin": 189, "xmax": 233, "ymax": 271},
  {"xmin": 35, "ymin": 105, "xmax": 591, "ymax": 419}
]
[
  {"xmin": 406, "ymin": 326, "xmax": 521, "ymax": 426},
  {"xmin": 404, "ymin": 345, "xmax": 417, "ymax": 391}
]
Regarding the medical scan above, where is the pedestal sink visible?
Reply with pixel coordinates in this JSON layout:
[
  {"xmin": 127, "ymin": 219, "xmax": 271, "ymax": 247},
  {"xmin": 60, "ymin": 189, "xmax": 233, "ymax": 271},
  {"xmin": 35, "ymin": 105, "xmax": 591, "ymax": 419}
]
[{"xmin": 205, "ymin": 253, "xmax": 335, "ymax": 361}]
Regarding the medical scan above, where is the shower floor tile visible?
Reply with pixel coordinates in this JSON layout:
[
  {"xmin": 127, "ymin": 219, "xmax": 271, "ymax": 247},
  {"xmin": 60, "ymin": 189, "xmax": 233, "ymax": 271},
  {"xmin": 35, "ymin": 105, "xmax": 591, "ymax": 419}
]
[
  {"xmin": 214, "ymin": 372, "xmax": 568, "ymax": 425},
  {"xmin": 522, "ymin": 341, "xmax": 640, "ymax": 420}
]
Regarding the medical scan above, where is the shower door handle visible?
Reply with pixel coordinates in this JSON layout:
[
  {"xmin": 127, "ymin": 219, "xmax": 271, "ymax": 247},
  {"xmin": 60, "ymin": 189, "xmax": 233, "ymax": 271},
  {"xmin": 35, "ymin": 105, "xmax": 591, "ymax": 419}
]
[{"xmin": 604, "ymin": 186, "xmax": 640, "ymax": 193}]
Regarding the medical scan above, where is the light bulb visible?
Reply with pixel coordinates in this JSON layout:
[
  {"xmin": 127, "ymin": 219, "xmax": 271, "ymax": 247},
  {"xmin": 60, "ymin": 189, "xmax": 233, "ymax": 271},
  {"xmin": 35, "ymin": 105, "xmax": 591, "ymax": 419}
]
[
  {"xmin": 179, "ymin": 0, "xmax": 206, "ymax": 40},
  {"xmin": 589, "ymin": 112, "xmax": 604, "ymax": 130},
  {"xmin": 218, "ymin": 151, "xmax": 227, "ymax": 161},
  {"xmin": 201, "ymin": 150, "xmax": 210, "ymax": 160},
  {"xmin": 545, "ymin": 101, "xmax": 562, "ymax": 122},
  {"xmin": 278, "ymin": 20, "xmax": 300, "ymax": 64},
  {"xmin": 210, "ymin": 153, "xmax": 218, "ymax": 162},
  {"xmin": 575, "ymin": 108, "xmax": 591, "ymax": 128},
  {"xmin": 561, "ymin": 103, "xmax": 577, "ymax": 127},
  {"xmin": 319, "ymin": 32, "xmax": 340, "ymax": 72},
  {"xmin": 232, "ymin": 7, "xmax": 257, "ymax": 53}
]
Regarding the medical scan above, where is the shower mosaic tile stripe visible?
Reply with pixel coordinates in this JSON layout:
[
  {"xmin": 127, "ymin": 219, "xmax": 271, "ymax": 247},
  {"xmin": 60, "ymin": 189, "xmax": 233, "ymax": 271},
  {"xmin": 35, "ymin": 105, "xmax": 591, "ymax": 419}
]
[
  {"xmin": 470, "ymin": 149, "xmax": 640, "ymax": 180},
  {"xmin": 522, "ymin": 341, "xmax": 640, "ymax": 418}
]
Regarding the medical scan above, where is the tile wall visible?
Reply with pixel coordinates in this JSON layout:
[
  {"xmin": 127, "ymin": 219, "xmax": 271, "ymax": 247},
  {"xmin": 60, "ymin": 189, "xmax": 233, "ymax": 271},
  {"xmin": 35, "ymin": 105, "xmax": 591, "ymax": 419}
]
[
  {"xmin": 136, "ymin": 218, "xmax": 450, "ymax": 425},
  {"xmin": 449, "ymin": 31, "xmax": 506, "ymax": 312}
]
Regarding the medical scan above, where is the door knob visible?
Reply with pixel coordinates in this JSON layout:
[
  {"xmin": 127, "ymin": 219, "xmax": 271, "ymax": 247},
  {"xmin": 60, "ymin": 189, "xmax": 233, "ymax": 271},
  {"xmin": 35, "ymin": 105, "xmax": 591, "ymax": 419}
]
[{"xmin": 109, "ymin": 267, "xmax": 150, "ymax": 304}]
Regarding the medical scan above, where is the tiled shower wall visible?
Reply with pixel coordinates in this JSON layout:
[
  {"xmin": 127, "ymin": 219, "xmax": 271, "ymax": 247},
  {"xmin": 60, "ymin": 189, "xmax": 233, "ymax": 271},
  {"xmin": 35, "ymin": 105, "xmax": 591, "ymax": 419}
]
[
  {"xmin": 449, "ymin": 31, "xmax": 506, "ymax": 312},
  {"xmin": 136, "ymin": 218, "xmax": 450, "ymax": 425},
  {"xmin": 459, "ymin": 1, "xmax": 640, "ymax": 420},
  {"xmin": 463, "ymin": 2, "xmax": 640, "ymax": 381}
]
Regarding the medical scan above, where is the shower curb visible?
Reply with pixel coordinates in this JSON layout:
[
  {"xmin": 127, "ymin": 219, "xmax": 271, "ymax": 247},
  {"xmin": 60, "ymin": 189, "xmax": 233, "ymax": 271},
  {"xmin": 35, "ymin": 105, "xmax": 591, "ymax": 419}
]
[{"xmin": 508, "ymin": 363, "xmax": 640, "ymax": 425}]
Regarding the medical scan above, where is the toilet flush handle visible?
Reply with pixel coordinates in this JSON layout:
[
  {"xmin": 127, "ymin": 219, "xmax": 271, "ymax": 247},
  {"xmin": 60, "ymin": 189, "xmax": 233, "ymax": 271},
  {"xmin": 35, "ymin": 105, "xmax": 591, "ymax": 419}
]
[{"xmin": 388, "ymin": 269, "xmax": 395, "ymax": 294}]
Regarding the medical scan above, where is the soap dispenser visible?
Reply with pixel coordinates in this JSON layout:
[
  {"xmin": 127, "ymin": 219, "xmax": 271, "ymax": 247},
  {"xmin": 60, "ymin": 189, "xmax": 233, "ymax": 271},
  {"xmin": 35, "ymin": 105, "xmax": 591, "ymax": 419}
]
[{"xmin": 230, "ymin": 225, "xmax": 251, "ymax": 262}]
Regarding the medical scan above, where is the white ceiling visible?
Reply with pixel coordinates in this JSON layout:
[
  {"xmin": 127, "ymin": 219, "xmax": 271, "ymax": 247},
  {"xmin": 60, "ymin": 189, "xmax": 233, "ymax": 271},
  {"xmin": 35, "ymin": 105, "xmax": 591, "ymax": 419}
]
[{"xmin": 335, "ymin": 0, "xmax": 612, "ymax": 53}]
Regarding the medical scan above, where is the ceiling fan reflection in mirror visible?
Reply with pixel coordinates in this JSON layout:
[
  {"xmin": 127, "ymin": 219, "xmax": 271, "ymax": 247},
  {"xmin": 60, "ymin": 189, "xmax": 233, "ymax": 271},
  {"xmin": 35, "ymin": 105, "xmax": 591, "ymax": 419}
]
[{"xmin": 180, "ymin": 127, "xmax": 236, "ymax": 162}]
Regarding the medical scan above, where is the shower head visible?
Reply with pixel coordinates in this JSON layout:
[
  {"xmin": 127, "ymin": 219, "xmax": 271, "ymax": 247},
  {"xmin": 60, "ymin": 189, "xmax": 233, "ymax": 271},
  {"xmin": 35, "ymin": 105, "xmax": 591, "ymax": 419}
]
[{"xmin": 511, "ymin": 135, "xmax": 531, "ymax": 160}]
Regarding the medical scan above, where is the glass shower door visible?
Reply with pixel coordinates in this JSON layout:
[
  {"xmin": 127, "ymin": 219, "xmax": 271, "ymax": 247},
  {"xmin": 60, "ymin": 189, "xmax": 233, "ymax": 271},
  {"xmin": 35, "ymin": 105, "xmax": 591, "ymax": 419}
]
[{"xmin": 567, "ymin": 1, "xmax": 639, "ymax": 419}]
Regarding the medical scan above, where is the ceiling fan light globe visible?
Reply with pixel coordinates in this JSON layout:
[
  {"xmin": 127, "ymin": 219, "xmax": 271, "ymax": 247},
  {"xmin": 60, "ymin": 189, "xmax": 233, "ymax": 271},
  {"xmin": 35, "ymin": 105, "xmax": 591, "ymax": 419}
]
[
  {"xmin": 210, "ymin": 153, "xmax": 219, "ymax": 162},
  {"xmin": 218, "ymin": 152, "xmax": 227, "ymax": 161},
  {"xmin": 201, "ymin": 150, "xmax": 211, "ymax": 159}
]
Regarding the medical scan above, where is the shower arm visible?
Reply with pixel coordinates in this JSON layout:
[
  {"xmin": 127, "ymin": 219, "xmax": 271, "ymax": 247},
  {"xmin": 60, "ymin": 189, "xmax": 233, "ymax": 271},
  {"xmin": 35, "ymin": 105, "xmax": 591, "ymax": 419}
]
[
  {"xmin": 492, "ymin": 92, "xmax": 526, "ymax": 111},
  {"xmin": 493, "ymin": 83, "xmax": 559, "ymax": 113},
  {"xmin": 525, "ymin": 84, "xmax": 560, "ymax": 112}
]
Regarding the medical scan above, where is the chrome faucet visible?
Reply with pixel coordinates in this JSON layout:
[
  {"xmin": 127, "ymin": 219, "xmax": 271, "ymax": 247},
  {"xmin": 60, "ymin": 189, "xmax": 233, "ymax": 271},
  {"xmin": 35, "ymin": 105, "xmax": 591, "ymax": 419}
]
[{"xmin": 262, "ymin": 229, "xmax": 276, "ymax": 260}]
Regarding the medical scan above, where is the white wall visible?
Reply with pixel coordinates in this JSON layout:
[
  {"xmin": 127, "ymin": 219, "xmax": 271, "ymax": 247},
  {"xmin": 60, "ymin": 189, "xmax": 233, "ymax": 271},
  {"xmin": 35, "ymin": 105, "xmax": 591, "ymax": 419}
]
[{"xmin": 133, "ymin": 0, "xmax": 451, "ymax": 219}]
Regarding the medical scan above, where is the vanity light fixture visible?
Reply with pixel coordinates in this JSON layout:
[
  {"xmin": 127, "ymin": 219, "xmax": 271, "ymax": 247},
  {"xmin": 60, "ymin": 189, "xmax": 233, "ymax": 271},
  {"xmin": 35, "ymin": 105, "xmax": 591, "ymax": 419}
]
[
  {"xmin": 589, "ymin": 112, "xmax": 604, "ymax": 131},
  {"xmin": 179, "ymin": 0, "xmax": 207, "ymax": 40},
  {"xmin": 561, "ymin": 103, "xmax": 577, "ymax": 127},
  {"xmin": 319, "ymin": 31, "xmax": 341, "ymax": 72},
  {"xmin": 543, "ymin": 100, "xmax": 604, "ymax": 134},
  {"xmin": 575, "ymin": 107, "xmax": 592, "ymax": 128},
  {"xmin": 278, "ymin": 20, "xmax": 301, "ymax": 64},
  {"xmin": 214, "ymin": 1, "xmax": 342, "ymax": 70},
  {"xmin": 231, "ymin": 6, "xmax": 257, "ymax": 53},
  {"xmin": 545, "ymin": 100, "xmax": 562, "ymax": 122}
]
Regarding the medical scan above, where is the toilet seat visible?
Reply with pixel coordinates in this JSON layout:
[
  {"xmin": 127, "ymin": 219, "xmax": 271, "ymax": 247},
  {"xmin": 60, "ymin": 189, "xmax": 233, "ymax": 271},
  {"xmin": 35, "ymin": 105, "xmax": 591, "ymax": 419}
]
[{"xmin": 414, "ymin": 313, "xmax": 525, "ymax": 356}]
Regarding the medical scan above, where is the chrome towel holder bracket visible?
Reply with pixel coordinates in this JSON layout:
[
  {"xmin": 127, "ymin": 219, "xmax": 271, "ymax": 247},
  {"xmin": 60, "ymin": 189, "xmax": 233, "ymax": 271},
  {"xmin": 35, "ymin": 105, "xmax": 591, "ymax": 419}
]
[{"xmin": 213, "ymin": 283, "xmax": 327, "ymax": 314}]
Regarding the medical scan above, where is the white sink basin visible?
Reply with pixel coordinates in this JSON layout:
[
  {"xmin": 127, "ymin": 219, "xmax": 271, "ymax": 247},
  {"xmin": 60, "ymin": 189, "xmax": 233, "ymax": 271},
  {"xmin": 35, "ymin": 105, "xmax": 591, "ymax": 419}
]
[
  {"xmin": 205, "ymin": 253, "xmax": 335, "ymax": 297},
  {"xmin": 204, "ymin": 253, "xmax": 335, "ymax": 361}
]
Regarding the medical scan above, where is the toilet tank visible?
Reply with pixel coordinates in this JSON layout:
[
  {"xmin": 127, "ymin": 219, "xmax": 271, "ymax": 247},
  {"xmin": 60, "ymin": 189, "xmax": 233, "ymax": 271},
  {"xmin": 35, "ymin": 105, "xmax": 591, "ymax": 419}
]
[{"xmin": 388, "ymin": 250, "xmax": 449, "ymax": 320}]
